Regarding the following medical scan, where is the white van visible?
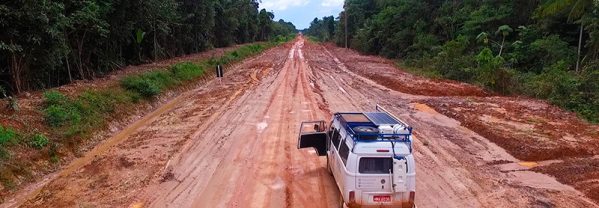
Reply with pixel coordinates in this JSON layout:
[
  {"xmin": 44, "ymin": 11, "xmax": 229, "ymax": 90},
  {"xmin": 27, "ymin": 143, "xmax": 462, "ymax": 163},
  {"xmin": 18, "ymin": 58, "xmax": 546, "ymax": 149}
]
[{"xmin": 298, "ymin": 105, "xmax": 416, "ymax": 208}]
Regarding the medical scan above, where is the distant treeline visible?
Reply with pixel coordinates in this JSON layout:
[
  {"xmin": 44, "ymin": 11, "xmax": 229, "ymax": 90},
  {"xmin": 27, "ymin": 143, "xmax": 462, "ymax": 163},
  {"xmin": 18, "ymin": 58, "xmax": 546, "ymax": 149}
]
[
  {"xmin": 0, "ymin": 0, "xmax": 297, "ymax": 94},
  {"xmin": 306, "ymin": 0, "xmax": 599, "ymax": 122}
]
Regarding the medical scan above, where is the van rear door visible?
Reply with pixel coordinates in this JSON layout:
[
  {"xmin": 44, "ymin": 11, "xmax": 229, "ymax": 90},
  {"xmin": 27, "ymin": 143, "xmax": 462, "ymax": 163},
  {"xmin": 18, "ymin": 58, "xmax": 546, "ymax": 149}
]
[
  {"xmin": 297, "ymin": 121, "xmax": 328, "ymax": 156},
  {"xmin": 356, "ymin": 157, "xmax": 394, "ymax": 204}
]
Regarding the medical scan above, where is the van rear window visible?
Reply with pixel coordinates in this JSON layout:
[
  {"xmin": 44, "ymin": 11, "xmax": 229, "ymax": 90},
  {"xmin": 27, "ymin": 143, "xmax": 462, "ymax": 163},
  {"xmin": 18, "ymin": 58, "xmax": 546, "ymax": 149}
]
[{"xmin": 359, "ymin": 158, "xmax": 392, "ymax": 174}]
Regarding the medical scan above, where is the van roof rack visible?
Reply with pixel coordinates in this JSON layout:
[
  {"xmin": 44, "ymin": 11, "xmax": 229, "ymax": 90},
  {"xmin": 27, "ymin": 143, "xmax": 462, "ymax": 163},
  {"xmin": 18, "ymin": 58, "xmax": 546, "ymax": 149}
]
[{"xmin": 335, "ymin": 105, "xmax": 413, "ymax": 148}]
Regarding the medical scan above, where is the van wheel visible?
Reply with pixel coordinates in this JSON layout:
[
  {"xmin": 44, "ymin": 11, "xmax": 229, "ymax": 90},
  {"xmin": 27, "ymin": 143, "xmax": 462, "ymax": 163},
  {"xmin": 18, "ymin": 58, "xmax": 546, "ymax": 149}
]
[
  {"xmin": 338, "ymin": 191, "xmax": 345, "ymax": 208},
  {"xmin": 326, "ymin": 154, "xmax": 332, "ymax": 175}
]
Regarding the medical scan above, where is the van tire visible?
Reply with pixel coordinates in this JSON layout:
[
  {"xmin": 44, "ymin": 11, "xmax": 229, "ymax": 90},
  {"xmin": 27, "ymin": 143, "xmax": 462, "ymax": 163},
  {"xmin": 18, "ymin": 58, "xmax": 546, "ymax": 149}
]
[
  {"xmin": 326, "ymin": 154, "xmax": 333, "ymax": 175},
  {"xmin": 338, "ymin": 191, "xmax": 345, "ymax": 208}
]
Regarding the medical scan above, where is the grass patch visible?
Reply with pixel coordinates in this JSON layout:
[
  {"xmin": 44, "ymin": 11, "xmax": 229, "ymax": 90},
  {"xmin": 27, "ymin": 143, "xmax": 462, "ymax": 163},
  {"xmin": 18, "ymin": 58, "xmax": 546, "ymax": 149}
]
[
  {"xmin": 0, "ymin": 126, "xmax": 18, "ymax": 161},
  {"xmin": 120, "ymin": 42, "xmax": 275, "ymax": 99},
  {"xmin": 171, "ymin": 62, "xmax": 205, "ymax": 81},
  {"xmin": 43, "ymin": 89, "xmax": 134, "ymax": 139},
  {"xmin": 44, "ymin": 42, "xmax": 275, "ymax": 140},
  {"xmin": 121, "ymin": 71, "xmax": 177, "ymax": 98},
  {"xmin": 29, "ymin": 134, "xmax": 49, "ymax": 149},
  {"xmin": 38, "ymin": 42, "xmax": 278, "ymax": 143},
  {"xmin": 120, "ymin": 63, "xmax": 202, "ymax": 98},
  {"xmin": 272, "ymin": 35, "xmax": 295, "ymax": 44},
  {"xmin": 396, "ymin": 61, "xmax": 443, "ymax": 79},
  {"xmin": 0, "ymin": 126, "xmax": 36, "ymax": 192},
  {"xmin": 216, "ymin": 44, "xmax": 266, "ymax": 65},
  {"xmin": 0, "ymin": 126, "xmax": 17, "ymax": 146},
  {"xmin": 305, "ymin": 35, "xmax": 322, "ymax": 43}
]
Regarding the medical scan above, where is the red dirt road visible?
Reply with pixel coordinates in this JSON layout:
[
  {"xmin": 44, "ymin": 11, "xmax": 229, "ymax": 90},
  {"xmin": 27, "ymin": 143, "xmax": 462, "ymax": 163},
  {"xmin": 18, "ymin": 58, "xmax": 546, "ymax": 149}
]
[{"xmin": 2, "ymin": 37, "xmax": 598, "ymax": 208}]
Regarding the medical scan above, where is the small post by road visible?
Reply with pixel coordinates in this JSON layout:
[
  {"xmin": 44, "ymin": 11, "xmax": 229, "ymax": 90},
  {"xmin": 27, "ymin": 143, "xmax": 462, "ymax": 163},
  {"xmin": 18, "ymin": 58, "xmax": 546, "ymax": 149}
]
[{"xmin": 216, "ymin": 64, "xmax": 224, "ymax": 84}]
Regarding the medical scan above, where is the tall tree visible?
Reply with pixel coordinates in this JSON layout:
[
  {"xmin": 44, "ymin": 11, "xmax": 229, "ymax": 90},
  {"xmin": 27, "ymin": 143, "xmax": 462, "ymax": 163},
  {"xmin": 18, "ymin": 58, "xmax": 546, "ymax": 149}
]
[
  {"xmin": 539, "ymin": 0, "xmax": 595, "ymax": 72},
  {"xmin": 496, "ymin": 25, "xmax": 513, "ymax": 57},
  {"xmin": 258, "ymin": 9, "xmax": 274, "ymax": 41}
]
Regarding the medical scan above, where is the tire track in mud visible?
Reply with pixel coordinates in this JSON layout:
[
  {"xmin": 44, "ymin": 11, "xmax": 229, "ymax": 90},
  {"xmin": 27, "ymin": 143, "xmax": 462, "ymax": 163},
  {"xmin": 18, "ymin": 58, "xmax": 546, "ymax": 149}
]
[
  {"xmin": 302, "ymin": 40, "xmax": 599, "ymax": 208},
  {"xmin": 146, "ymin": 53, "xmax": 290, "ymax": 207},
  {"xmin": 296, "ymin": 43, "xmax": 332, "ymax": 207},
  {"xmin": 7, "ymin": 43, "xmax": 290, "ymax": 208},
  {"xmin": 9, "ymin": 37, "xmax": 597, "ymax": 208},
  {"xmin": 135, "ymin": 39, "xmax": 340, "ymax": 208}
]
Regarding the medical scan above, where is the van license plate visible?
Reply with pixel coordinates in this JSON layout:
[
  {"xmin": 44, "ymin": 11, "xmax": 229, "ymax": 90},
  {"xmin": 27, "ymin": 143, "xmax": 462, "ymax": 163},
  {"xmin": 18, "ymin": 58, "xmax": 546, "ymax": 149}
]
[{"xmin": 373, "ymin": 195, "xmax": 391, "ymax": 202}]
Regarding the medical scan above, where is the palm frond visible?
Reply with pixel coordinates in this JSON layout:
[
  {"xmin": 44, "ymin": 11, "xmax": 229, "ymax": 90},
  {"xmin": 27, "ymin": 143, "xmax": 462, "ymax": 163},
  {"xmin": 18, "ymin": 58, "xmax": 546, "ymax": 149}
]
[
  {"xmin": 568, "ymin": 0, "xmax": 592, "ymax": 20},
  {"xmin": 539, "ymin": 0, "xmax": 576, "ymax": 17}
]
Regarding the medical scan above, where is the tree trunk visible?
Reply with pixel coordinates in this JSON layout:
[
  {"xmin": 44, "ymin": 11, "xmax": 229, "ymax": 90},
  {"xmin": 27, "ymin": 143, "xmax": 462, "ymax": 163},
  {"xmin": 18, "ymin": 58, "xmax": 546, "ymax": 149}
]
[
  {"xmin": 498, "ymin": 36, "xmax": 505, "ymax": 57},
  {"xmin": 66, "ymin": 55, "xmax": 72, "ymax": 83},
  {"xmin": 76, "ymin": 31, "xmax": 88, "ymax": 80},
  {"xmin": 77, "ymin": 41, "xmax": 84, "ymax": 80},
  {"xmin": 64, "ymin": 32, "xmax": 72, "ymax": 83},
  {"xmin": 10, "ymin": 53, "xmax": 24, "ymax": 94},
  {"xmin": 154, "ymin": 22, "xmax": 157, "ymax": 61},
  {"xmin": 575, "ymin": 22, "xmax": 583, "ymax": 73}
]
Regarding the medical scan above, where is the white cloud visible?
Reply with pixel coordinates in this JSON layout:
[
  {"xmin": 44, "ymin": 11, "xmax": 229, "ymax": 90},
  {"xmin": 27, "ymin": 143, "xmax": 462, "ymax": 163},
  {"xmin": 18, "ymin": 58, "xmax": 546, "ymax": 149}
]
[
  {"xmin": 260, "ymin": 0, "xmax": 310, "ymax": 11},
  {"xmin": 321, "ymin": 0, "xmax": 343, "ymax": 7}
]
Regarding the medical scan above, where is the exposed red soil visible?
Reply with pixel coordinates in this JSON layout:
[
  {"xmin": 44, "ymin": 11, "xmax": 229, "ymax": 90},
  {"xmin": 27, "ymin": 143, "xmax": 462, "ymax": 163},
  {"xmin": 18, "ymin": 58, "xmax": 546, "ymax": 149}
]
[
  {"xmin": 534, "ymin": 158, "xmax": 599, "ymax": 204},
  {"xmin": 423, "ymin": 96, "xmax": 599, "ymax": 161},
  {"xmin": 15, "ymin": 42, "xmax": 296, "ymax": 208},
  {"xmin": 323, "ymin": 43, "xmax": 489, "ymax": 97},
  {"xmin": 2, "ymin": 38, "xmax": 599, "ymax": 208},
  {"xmin": 323, "ymin": 42, "xmax": 599, "ymax": 205},
  {"xmin": 0, "ymin": 44, "xmax": 246, "ymax": 203}
]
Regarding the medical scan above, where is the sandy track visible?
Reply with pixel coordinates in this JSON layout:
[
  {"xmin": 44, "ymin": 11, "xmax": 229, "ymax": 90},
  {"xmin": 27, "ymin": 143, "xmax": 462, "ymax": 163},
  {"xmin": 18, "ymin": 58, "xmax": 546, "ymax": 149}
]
[{"xmin": 4, "ymin": 37, "xmax": 598, "ymax": 208}]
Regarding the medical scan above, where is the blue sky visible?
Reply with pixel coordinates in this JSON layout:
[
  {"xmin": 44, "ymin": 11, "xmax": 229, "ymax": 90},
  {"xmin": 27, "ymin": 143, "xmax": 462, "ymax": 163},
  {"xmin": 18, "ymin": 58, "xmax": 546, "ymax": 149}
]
[{"xmin": 259, "ymin": 0, "xmax": 344, "ymax": 29}]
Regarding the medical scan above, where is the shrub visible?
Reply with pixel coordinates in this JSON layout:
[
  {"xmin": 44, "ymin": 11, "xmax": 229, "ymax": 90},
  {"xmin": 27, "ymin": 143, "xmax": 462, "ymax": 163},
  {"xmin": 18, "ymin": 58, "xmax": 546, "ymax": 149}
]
[
  {"xmin": 218, "ymin": 44, "xmax": 266, "ymax": 65},
  {"xmin": 577, "ymin": 70, "xmax": 599, "ymax": 122},
  {"xmin": 43, "ymin": 90, "xmax": 68, "ymax": 106},
  {"xmin": 43, "ymin": 91, "xmax": 84, "ymax": 127},
  {"xmin": 474, "ymin": 47, "xmax": 514, "ymax": 92},
  {"xmin": 530, "ymin": 35, "xmax": 576, "ymax": 67},
  {"xmin": 272, "ymin": 35, "xmax": 294, "ymax": 44},
  {"xmin": 433, "ymin": 36, "xmax": 475, "ymax": 81},
  {"xmin": 0, "ymin": 147, "xmax": 9, "ymax": 160},
  {"xmin": 48, "ymin": 143, "xmax": 60, "ymax": 163},
  {"xmin": 526, "ymin": 61, "xmax": 574, "ymax": 99},
  {"xmin": 42, "ymin": 89, "xmax": 132, "ymax": 138},
  {"xmin": 121, "ymin": 75, "xmax": 163, "ymax": 98},
  {"xmin": 44, "ymin": 104, "xmax": 80, "ymax": 127},
  {"xmin": 230, "ymin": 51, "xmax": 239, "ymax": 58},
  {"xmin": 170, "ymin": 62, "xmax": 204, "ymax": 81},
  {"xmin": 0, "ymin": 126, "xmax": 17, "ymax": 145},
  {"xmin": 30, "ymin": 134, "xmax": 49, "ymax": 149}
]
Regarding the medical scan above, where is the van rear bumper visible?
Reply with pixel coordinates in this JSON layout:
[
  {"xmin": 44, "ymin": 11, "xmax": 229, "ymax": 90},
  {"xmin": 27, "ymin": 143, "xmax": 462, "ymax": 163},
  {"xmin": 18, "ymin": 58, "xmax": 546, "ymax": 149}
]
[
  {"xmin": 348, "ymin": 191, "xmax": 414, "ymax": 208},
  {"xmin": 346, "ymin": 201, "xmax": 414, "ymax": 208}
]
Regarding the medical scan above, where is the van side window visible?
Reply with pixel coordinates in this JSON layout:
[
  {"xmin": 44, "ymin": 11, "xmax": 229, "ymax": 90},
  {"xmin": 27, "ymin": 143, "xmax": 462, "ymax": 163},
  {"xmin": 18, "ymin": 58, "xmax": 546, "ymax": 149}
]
[
  {"xmin": 338, "ymin": 139, "xmax": 350, "ymax": 165},
  {"xmin": 331, "ymin": 129, "xmax": 340, "ymax": 149}
]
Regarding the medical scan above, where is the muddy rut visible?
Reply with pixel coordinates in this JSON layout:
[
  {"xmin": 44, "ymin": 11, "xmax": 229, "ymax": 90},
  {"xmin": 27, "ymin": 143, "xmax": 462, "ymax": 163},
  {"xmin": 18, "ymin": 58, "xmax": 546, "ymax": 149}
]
[{"xmin": 2, "ymin": 37, "xmax": 598, "ymax": 208}]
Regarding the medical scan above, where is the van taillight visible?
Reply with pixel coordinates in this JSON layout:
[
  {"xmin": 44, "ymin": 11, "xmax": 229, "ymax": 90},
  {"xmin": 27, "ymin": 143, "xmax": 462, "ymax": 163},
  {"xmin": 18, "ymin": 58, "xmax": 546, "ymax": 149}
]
[
  {"xmin": 409, "ymin": 191, "xmax": 415, "ymax": 205},
  {"xmin": 349, "ymin": 191, "xmax": 356, "ymax": 203},
  {"xmin": 376, "ymin": 149, "xmax": 389, "ymax": 152}
]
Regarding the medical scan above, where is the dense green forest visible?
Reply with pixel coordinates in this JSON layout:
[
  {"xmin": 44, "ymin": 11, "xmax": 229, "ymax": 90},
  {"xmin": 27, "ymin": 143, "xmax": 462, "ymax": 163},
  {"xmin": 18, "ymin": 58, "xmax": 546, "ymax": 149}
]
[
  {"xmin": 306, "ymin": 0, "xmax": 599, "ymax": 122},
  {"xmin": 0, "ymin": 0, "xmax": 296, "ymax": 94}
]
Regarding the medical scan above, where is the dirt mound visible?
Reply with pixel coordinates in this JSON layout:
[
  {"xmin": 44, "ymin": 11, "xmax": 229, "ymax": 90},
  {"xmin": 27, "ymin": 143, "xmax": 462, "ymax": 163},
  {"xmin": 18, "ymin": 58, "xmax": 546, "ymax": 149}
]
[
  {"xmin": 324, "ymin": 44, "xmax": 489, "ymax": 97},
  {"xmin": 534, "ymin": 158, "xmax": 599, "ymax": 203},
  {"xmin": 424, "ymin": 96, "xmax": 599, "ymax": 161}
]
